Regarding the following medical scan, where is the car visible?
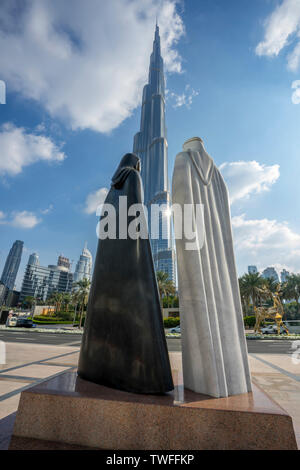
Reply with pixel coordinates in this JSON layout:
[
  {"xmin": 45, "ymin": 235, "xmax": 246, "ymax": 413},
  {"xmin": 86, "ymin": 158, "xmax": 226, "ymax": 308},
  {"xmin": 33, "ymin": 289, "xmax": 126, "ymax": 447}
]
[
  {"xmin": 261, "ymin": 324, "xmax": 287, "ymax": 335},
  {"xmin": 170, "ymin": 325, "xmax": 181, "ymax": 334},
  {"xmin": 6, "ymin": 316, "xmax": 18, "ymax": 327},
  {"xmin": 15, "ymin": 317, "xmax": 33, "ymax": 328}
]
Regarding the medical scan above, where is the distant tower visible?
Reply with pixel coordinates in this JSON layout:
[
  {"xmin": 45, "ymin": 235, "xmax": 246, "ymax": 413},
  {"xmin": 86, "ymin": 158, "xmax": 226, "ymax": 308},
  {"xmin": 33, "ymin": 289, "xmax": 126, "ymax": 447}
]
[
  {"xmin": 28, "ymin": 253, "xmax": 39, "ymax": 266},
  {"xmin": 73, "ymin": 243, "xmax": 93, "ymax": 284},
  {"xmin": 248, "ymin": 265, "xmax": 257, "ymax": 275},
  {"xmin": 133, "ymin": 24, "xmax": 176, "ymax": 283},
  {"xmin": 1, "ymin": 240, "xmax": 24, "ymax": 290},
  {"xmin": 57, "ymin": 255, "xmax": 70, "ymax": 272},
  {"xmin": 261, "ymin": 267, "xmax": 279, "ymax": 283}
]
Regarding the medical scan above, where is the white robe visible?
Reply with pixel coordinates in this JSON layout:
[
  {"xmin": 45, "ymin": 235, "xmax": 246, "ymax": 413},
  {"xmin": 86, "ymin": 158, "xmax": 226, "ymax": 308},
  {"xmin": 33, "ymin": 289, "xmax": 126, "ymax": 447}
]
[{"xmin": 172, "ymin": 142, "xmax": 252, "ymax": 397}]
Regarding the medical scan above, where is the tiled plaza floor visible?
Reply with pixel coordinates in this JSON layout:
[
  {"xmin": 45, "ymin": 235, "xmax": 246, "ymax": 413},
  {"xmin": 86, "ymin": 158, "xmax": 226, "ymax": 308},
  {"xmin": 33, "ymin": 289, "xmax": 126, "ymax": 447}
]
[{"xmin": 0, "ymin": 340, "xmax": 299, "ymax": 449}]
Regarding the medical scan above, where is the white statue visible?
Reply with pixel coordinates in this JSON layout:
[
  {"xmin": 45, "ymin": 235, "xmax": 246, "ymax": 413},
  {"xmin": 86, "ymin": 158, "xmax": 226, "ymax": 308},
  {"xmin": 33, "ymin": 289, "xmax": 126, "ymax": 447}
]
[{"xmin": 172, "ymin": 137, "xmax": 252, "ymax": 398}]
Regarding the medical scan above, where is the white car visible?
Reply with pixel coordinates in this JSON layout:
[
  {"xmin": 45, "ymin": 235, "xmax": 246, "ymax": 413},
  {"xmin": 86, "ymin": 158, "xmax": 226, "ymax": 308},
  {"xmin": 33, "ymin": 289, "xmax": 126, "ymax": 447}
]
[
  {"xmin": 170, "ymin": 325, "xmax": 181, "ymax": 334},
  {"xmin": 6, "ymin": 316, "xmax": 18, "ymax": 327},
  {"xmin": 260, "ymin": 324, "xmax": 287, "ymax": 335}
]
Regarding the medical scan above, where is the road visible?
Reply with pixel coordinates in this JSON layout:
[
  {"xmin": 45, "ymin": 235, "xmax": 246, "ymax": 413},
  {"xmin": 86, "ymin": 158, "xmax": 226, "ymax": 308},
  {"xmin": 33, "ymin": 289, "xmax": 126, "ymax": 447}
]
[{"xmin": 0, "ymin": 329, "xmax": 297, "ymax": 354}]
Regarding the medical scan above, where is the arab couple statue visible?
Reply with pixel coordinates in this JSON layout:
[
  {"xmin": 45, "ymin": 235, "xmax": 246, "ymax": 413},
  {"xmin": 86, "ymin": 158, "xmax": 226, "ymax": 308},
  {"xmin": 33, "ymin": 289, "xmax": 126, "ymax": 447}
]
[{"xmin": 78, "ymin": 137, "xmax": 252, "ymax": 398}]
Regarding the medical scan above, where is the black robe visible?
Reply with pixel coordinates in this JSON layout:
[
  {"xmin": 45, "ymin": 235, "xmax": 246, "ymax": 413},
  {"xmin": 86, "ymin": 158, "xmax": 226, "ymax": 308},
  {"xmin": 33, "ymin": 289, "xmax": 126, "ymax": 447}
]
[{"xmin": 78, "ymin": 154, "xmax": 174, "ymax": 394}]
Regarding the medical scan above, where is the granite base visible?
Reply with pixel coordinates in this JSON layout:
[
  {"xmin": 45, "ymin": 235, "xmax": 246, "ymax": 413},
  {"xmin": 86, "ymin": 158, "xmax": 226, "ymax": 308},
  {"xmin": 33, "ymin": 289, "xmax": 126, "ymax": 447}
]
[{"xmin": 9, "ymin": 368, "xmax": 297, "ymax": 450}]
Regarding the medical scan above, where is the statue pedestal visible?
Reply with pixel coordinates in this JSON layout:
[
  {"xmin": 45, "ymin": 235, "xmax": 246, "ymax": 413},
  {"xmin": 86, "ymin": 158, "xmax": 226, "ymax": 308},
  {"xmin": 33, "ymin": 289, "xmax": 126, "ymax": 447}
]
[{"xmin": 9, "ymin": 366, "xmax": 297, "ymax": 450}]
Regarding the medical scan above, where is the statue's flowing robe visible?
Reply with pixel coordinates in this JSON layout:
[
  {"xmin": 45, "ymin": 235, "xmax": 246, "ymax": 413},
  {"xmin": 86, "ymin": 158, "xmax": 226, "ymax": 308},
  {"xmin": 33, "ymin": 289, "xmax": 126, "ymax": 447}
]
[
  {"xmin": 78, "ymin": 154, "xmax": 174, "ymax": 394},
  {"xmin": 172, "ymin": 147, "xmax": 252, "ymax": 397}
]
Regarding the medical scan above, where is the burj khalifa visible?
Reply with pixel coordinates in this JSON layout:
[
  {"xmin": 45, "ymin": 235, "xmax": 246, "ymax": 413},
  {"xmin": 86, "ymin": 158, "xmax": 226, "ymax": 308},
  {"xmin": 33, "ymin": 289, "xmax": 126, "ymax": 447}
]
[{"xmin": 133, "ymin": 24, "xmax": 176, "ymax": 283}]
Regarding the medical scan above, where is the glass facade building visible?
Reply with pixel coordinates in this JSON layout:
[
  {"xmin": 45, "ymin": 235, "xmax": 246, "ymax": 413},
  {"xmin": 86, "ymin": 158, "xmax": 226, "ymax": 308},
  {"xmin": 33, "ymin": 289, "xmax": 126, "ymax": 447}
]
[
  {"xmin": 261, "ymin": 267, "xmax": 279, "ymax": 283},
  {"xmin": 133, "ymin": 25, "xmax": 176, "ymax": 283},
  {"xmin": 20, "ymin": 254, "xmax": 73, "ymax": 302},
  {"xmin": 73, "ymin": 244, "xmax": 93, "ymax": 284},
  {"xmin": 1, "ymin": 240, "xmax": 23, "ymax": 290}
]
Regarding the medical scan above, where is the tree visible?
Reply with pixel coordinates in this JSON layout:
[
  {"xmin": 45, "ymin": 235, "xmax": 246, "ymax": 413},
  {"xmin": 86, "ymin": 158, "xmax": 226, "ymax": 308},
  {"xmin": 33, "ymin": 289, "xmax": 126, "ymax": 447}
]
[
  {"xmin": 282, "ymin": 274, "xmax": 300, "ymax": 315},
  {"xmin": 73, "ymin": 278, "xmax": 91, "ymax": 328},
  {"xmin": 238, "ymin": 273, "xmax": 266, "ymax": 313},
  {"xmin": 262, "ymin": 276, "xmax": 279, "ymax": 294},
  {"xmin": 156, "ymin": 271, "xmax": 176, "ymax": 308},
  {"xmin": 62, "ymin": 293, "xmax": 72, "ymax": 312},
  {"xmin": 22, "ymin": 296, "xmax": 35, "ymax": 309},
  {"xmin": 47, "ymin": 291, "xmax": 64, "ymax": 315}
]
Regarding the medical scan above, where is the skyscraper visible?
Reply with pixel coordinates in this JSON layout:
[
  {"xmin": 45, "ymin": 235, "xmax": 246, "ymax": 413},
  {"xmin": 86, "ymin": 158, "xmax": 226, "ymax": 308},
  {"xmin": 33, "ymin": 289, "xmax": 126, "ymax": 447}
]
[
  {"xmin": 28, "ymin": 253, "xmax": 39, "ymax": 266},
  {"xmin": 133, "ymin": 24, "xmax": 176, "ymax": 283},
  {"xmin": 1, "ymin": 240, "xmax": 24, "ymax": 290},
  {"xmin": 248, "ymin": 265, "xmax": 258, "ymax": 274},
  {"xmin": 73, "ymin": 243, "xmax": 93, "ymax": 284},
  {"xmin": 261, "ymin": 267, "xmax": 279, "ymax": 283},
  {"xmin": 20, "ymin": 253, "xmax": 73, "ymax": 302},
  {"xmin": 57, "ymin": 255, "xmax": 71, "ymax": 272}
]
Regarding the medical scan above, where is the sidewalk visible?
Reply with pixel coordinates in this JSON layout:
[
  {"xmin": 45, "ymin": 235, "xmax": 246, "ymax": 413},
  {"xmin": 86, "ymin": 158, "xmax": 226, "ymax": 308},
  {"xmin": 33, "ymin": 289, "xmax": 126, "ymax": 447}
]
[{"xmin": 249, "ymin": 353, "xmax": 300, "ymax": 447}]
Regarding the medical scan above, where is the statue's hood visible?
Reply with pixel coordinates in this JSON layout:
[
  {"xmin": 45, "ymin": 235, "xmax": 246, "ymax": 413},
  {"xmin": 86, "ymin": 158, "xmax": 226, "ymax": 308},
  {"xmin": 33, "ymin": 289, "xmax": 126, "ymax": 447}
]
[
  {"xmin": 111, "ymin": 153, "xmax": 140, "ymax": 189},
  {"xmin": 183, "ymin": 140, "xmax": 214, "ymax": 186}
]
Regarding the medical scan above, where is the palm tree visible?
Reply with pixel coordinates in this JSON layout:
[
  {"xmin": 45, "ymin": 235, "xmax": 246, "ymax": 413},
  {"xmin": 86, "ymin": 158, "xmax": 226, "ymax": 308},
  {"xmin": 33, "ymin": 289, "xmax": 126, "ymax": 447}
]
[
  {"xmin": 156, "ymin": 271, "xmax": 176, "ymax": 308},
  {"xmin": 239, "ymin": 273, "xmax": 266, "ymax": 312},
  {"xmin": 282, "ymin": 274, "xmax": 300, "ymax": 314},
  {"xmin": 262, "ymin": 277, "xmax": 279, "ymax": 295},
  {"xmin": 73, "ymin": 278, "xmax": 91, "ymax": 328},
  {"xmin": 62, "ymin": 293, "xmax": 72, "ymax": 312},
  {"xmin": 47, "ymin": 291, "xmax": 64, "ymax": 315},
  {"xmin": 22, "ymin": 296, "xmax": 36, "ymax": 310}
]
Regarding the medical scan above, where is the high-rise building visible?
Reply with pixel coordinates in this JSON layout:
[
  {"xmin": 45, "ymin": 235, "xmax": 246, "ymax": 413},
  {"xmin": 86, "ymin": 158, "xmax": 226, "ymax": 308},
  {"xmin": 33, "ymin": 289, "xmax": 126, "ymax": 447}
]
[
  {"xmin": 261, "ymin": 267, "xmax": 279, "ymax": 283},
  {"xmin": 73, "ymin": 244, "xmax": 93, "ymax": 285},
  {"xmin": 133, "ymin": 24, "xmax": 176, "ymax": 283},
  {"xmin": 57, "ymin": 255, "xmax": 71, "ymax": 272},
  {"xmin": 0, "ymin": 282, "xmax": 8, "ymax": 305},
  {"xmin": 281, "ymin": 269, "xmax": 290, "ymax": 283},
  {"xmin": 248, "ymin": 265, "xmax": 258, "ymax": 274},
  {"xmin": 20, "ymin": 253, "xmax": 73, "ymax": 302},
  {"xmin": 1, "ymin": 240, "xmax": 24, "ymax": 290},
  {"xmin": 28, "ymin": 253, "xmax": 39, "ymax": 266}
]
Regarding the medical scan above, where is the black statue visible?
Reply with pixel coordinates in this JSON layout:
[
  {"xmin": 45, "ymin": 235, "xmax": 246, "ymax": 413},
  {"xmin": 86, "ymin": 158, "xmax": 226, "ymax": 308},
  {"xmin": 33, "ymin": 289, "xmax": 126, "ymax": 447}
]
[{"xmin": 78, "ymin": 153, "xmax": 174, "ymax": 394}]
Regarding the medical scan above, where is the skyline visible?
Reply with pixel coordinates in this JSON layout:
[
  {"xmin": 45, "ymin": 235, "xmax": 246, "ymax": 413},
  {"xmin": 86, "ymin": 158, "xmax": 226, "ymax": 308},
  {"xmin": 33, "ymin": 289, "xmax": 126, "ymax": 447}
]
[{"xmin": 1, "ymin": 0, "xmax": 300, "ymax": 289}]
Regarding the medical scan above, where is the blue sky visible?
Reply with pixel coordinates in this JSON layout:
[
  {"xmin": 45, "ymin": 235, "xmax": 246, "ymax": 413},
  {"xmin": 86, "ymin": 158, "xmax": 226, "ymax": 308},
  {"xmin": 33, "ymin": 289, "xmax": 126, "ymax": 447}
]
[{"xmin": 1, "ymin": 0, "xmax": 300, "ymax": 289}]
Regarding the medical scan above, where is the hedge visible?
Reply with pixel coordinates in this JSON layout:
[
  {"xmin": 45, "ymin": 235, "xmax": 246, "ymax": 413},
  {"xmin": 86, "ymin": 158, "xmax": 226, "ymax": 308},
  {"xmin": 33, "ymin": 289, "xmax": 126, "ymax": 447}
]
[
  {"xmin": 32, "ymin": 315, "xmax": 77, "ymax": 325},
  {"xmin": 33, "ymin": 320, "xmax": 78, "ymax": 325},
  {"xmin": 243, "ymin": 315, "xmax": 256, "ymax": 328},
  {"xmin": 163, "ymin": 317, "xmax": 180, "ymax": 328}
]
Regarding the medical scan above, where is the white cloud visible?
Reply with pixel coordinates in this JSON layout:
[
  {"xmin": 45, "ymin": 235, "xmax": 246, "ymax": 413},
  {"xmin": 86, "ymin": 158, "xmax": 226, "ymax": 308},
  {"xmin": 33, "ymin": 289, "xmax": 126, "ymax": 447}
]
[
  {"xmin": 232, "ymin": 213, "xmax": 300, "ymax": 275},
  {"xmin": 0, "ymin": 123, "xmax": 65, "ymax": 176},
  {"xmin": 0, "ymin": 210, "xmax": 41, "ymax": 228},
  {"xmin": 84, "ymin": 187, "xmax": 109, "ymax": 215},
  {"xmin": 219, "ymin": 160, "xmax": 280, "ymax": 203},
  {"xmin": 169, "ymin": 84, "xmax": 199, "ymax": 109},
  {"xmin": 255, "ymin": 0, "xmax": 300, "ymax": 66},
  {"xmin": 291, "ymin": 79, "xmax": 300, "ymax": 103},
  {"xmin": 40, "ymin": 204, "xmax": 54, "ymax": 215},
  {"xmin": 0, "ymin": 0, "xmax": 184, "ymax": 133}
]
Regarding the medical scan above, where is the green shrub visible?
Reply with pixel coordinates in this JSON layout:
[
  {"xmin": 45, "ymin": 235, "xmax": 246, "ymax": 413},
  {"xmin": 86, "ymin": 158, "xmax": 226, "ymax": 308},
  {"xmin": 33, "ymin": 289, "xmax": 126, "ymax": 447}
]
[
  {"xmin": 33, "ymin": 315, "xmax": 59, "ymax": 321},
  {"xmin": 163, "ymin": 317, "xmax": 180, "ymax": 328},
  {"xmin": 243, "ymin": 315, "xmax": 256, "ymax": 328},
  {"xmin": 33, "ymin": 319, "xmax": 77, "ymax": 325},
  {"xmin": 55, "ymin": 311, "xmax": 74, "ymax": 321}
]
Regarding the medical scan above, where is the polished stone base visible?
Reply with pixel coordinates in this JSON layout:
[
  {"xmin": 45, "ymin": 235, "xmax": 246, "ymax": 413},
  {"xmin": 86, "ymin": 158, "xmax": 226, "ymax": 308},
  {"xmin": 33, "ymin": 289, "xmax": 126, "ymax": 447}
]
[{"xmin": 9, "ymin": 356, "xmax": 297, "ymax": 450}]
